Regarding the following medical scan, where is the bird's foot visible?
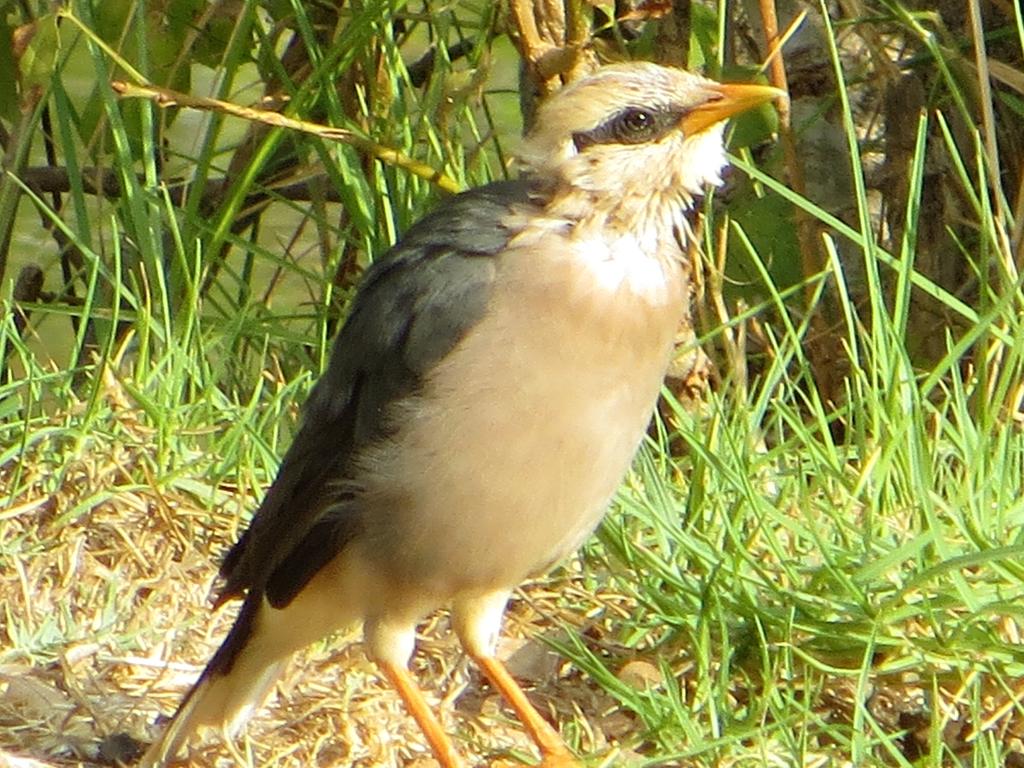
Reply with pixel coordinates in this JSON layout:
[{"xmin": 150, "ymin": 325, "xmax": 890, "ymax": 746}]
[
  {"xmin": 538, "ymin": 757, "xmax": 580, "ymax": 768},
  {"xmin": 491, "ymin": 757, "xmax": 580, "ymax": 768},
  {"xmin": 536, "ymin": 747, "xmax": 581, "ymax": 768}
]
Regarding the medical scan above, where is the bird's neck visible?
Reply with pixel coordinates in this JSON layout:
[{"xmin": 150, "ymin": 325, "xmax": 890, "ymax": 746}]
[{"xmin": 534, "ymin": 180, "xmax": 696, "ymax": 261}]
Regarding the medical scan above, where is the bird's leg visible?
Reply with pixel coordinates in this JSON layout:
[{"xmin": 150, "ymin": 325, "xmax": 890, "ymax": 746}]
[
  {"xmin": 379, "ymin": 660, "xmax": 465, "ymax": 768},
  {"xmin": 454, "ymin": 592, "xmax": 579, "ymax": 767},
  {"xmin": 471, "ymin": 652, "xmax": 579, "ymax": 768}
]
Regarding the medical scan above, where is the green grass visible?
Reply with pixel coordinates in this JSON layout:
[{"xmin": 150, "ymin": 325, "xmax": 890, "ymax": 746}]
[
  {"xmin": 573, "ymin": 11, "xmax": 1024, "ymax": 763},
  {"xmin": 2, "ymin": 1, "xmax": 1024, "ymax": 766}
]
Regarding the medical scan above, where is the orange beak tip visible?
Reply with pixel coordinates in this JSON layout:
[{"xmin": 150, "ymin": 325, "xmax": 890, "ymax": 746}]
[{"xmin": 681, "ymin": 82, "xmax": 788, "ymax": 136}]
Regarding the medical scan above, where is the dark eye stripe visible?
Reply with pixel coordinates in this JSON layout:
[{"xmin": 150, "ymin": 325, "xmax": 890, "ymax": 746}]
[{"xmin": 572, "ymin": 106, "xmax": 685, "ymax": 152}]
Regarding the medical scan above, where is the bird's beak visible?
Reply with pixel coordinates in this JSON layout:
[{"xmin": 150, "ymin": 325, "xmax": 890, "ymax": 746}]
[{"xmin": 680, "ymin": 82, "xmax": 787, "ymax": 136}]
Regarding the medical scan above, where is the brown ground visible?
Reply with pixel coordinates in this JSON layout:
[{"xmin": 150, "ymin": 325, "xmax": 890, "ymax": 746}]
[
  {"xmin": 4, "ymin": 407, "xmax": 1024, "ymax": 767},
  {"xmin": 0, "ymin": 411, "xmax": 644, "ymax": 768}
]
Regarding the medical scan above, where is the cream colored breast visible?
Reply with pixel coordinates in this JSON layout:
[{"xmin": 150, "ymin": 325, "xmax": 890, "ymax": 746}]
[{"xmin": 357, "ymin": 224, "xmax": 687, "ymax": 596}]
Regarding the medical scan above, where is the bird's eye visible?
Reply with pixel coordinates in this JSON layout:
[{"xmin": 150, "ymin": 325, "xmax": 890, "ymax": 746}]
[
  {"xmin": 616, "ymin": 108, "xmax": 655, "ymax": 139},
  {"xmin": 571, "ymin": 106, "xmax": 680, "ymax": 152}
]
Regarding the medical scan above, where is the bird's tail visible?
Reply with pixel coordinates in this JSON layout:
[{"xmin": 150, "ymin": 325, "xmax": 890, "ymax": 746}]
[
  {"xmin": 137, "ymin": 658, "xmax": 285, "ymax": 767},
  {"xmin": 138, "ymin": 597, "xmax": 287, "ymax": 767},
  {"xmin": 137, "ymin": 555, "xmax": 362, "ymax": 765}
]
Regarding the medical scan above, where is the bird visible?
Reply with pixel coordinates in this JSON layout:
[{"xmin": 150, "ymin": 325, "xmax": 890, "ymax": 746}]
[{"xmin": 138, "ymin": 62, "xmax": 782, "ymax": 767}]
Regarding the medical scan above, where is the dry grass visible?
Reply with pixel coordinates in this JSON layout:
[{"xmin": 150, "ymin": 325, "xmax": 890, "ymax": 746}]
[
  {"xmin": 0, "ymin": 406, "xmax": 640, "ymax": 768},
  {"xmin": 5, "ymin": 401, "xmax": 1024, "ymax": 767}
]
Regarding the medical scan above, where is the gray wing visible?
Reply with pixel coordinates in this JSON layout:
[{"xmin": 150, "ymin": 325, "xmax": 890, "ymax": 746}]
[{"xmin": 219, "ymin": 180, "xmax": 536, "ymax": 608}]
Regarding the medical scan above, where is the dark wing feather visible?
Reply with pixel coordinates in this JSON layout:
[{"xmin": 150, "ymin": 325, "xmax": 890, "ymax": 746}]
[{"xmin": 218, "ymin": 180, "xmax": 535, "ymax": 607}]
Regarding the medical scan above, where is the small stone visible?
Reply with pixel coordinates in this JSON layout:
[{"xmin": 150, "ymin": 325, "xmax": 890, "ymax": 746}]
[{"xmin": 616, "ymin": 659, "xmax": 662, "ymax": 690}]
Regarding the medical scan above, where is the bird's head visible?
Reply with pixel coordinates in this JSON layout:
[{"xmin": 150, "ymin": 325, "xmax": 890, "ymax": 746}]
[{"xmin": 519, "ymin": 62, "xmax": 782, "ymax": 216}]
